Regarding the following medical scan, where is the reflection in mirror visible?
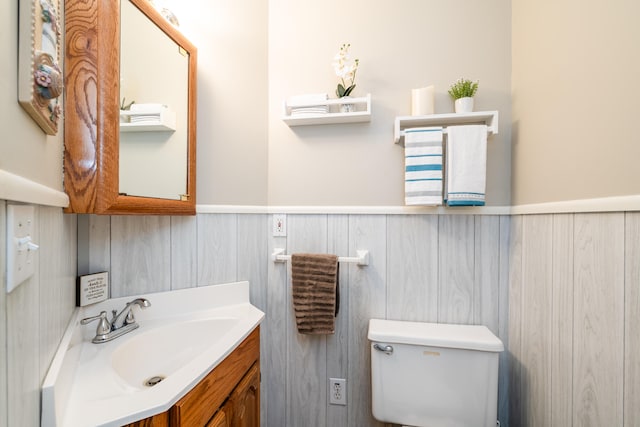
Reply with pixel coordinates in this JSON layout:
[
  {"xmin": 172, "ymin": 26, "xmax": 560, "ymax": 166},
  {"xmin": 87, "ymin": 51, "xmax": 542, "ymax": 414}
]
[{"xmin": 119, "ymin": 0, "xmax": 189, "ymax": 200}]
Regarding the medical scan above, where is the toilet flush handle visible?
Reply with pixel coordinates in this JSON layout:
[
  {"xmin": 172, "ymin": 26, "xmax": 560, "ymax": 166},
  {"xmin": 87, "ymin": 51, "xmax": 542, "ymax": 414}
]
[{"xmin": 373, "ymin": 343, "xmax": 394, "ymax": 355}]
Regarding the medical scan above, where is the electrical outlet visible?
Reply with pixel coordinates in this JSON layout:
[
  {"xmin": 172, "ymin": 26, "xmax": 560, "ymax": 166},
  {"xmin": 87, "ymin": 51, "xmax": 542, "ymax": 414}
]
[
  {"xmin": 273, "ymin": 214, "xmax": 287, "ymax": 237},
  {"xmin": 329, "ymin": 378, "xmax": 346, "ymax": 405}
]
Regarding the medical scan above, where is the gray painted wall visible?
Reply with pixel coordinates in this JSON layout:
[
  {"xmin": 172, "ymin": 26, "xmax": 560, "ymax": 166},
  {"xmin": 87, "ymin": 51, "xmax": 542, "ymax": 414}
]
[{"xmin": 511, "ymin": 0, "xmax": 640, "ymax": 205}]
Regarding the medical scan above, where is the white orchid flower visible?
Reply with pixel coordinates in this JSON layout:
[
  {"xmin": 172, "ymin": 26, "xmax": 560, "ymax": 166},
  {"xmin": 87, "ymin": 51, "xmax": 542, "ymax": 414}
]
[{"xmin": 332, "ymin": 43, "xmax": 359, "ymax": 98}]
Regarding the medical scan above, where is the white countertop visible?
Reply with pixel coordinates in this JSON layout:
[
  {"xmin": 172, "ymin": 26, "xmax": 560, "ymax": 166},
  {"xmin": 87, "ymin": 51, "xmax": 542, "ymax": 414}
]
[{"xmin": 41, "ymin": 281, "xmax": 264, "ymax": 427}]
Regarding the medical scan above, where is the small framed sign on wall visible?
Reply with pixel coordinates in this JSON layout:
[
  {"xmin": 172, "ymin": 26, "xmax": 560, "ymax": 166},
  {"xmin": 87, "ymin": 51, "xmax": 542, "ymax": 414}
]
[{"xmin": 18, "ymin": 0, "xmax": 63, "ymax": 135}]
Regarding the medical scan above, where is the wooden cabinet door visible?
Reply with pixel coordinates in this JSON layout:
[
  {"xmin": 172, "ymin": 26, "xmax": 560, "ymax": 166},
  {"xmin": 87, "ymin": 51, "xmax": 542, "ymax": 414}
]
[
  {"xmin": 123, "ymin": 411, "xmax": 169, "ymax": 426},
  {"xmin": 206, "ymin": 405, "xmax": 232, "ymax": 427},
  {"xmin": 228, "ymin": 363, "xmax": 260, "ymax": 427},
  {"xmin": 170, "ymin": 328, "xmax": 260, "ymax": 427}
]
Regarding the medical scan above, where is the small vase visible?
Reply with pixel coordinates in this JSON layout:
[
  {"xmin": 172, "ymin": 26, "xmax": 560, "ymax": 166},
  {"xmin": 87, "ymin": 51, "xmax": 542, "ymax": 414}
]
[
  {"xmin": 454, "ymin": 97, "xmax": 474, "ymax": 113},
  {"xmin": 339, "ymin": 96, "xmax": 355, "ymax": 113}
]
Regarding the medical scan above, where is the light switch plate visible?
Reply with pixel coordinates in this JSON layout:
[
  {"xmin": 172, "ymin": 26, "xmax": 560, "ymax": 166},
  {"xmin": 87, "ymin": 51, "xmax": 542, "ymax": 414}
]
[{"xmin": 6, "ymin": 204, "xmax": 37, "ymax": 293}]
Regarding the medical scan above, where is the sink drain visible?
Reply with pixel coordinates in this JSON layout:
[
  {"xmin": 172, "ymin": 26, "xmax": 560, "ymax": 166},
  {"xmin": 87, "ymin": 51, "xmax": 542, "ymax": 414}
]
[{"xmin": 144, "ymin": 375, "xmax": 165, "ymax": 387}]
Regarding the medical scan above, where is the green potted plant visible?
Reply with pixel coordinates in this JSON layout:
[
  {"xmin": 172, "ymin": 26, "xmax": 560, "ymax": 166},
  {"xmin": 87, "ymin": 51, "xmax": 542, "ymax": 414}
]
[{"xmin": 448, "ymin": 78, "xmax": 479, "ymax": 113}]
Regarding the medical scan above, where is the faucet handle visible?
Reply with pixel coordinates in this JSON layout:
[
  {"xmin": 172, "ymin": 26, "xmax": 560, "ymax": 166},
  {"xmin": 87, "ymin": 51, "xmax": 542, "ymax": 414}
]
[
  {"xmin": 122, "ymin": 298, "xmax": 151, "ymax": 326},
  {"xmin": 81, "ymin": 311, "xmax": 111, "ymax": 336},
  {"xmin": 125, "ymin": 309, "xmax": 136, "ymax": 325}
]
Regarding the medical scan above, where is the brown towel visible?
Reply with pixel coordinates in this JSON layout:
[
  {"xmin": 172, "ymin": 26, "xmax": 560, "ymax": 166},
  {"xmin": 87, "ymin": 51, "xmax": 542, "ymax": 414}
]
[{"xmin": 291, "ymin": 253, "xmax": 339, "ymax": 335}]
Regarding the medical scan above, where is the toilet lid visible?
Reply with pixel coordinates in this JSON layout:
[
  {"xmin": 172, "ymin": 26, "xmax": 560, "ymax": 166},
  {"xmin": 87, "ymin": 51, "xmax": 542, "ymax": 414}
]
[{"xmin": 368, "ymin": 318, "xmax": 504, "ymax": 352}]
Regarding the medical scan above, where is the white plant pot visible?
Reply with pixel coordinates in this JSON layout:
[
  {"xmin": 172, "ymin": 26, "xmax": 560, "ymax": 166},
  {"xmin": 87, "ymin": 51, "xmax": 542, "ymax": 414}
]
[
  {"xmin": 454, "ymin": 97, "xmax": 474, "ymax": 113},
  {"xmin": 339, "ymin": 96, "xmax": 355, "ymax": 113}
]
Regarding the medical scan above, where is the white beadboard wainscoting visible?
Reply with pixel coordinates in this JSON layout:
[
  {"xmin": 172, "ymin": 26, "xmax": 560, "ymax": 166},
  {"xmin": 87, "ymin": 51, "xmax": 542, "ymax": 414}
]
[
  {"xmin": 0, "ymin": 202, "xmax": 77, "ymax": 427},
  {"xmin": 80, "ymin": 213, "xmax": 511, "ymax": 427},
  {"xmin": 4, "ymin": 208, "xmax": 638, "ymax": 427},
  {"xmin": 509, "ymin": 212, "xmax": 640, "ymax": 427}
]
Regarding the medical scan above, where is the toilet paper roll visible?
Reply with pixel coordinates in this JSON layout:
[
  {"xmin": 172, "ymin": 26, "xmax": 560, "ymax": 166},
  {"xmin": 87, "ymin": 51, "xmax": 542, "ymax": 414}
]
[{"xmin": 411, "ymin": 86, "xmax": 435, "ymax": 116}]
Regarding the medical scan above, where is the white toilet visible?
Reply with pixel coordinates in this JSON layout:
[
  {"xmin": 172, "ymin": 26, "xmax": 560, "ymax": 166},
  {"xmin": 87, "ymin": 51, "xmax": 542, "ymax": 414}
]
[{"xmin": 368, "ymin": 319, "xmax": 504, "ymax": 427}]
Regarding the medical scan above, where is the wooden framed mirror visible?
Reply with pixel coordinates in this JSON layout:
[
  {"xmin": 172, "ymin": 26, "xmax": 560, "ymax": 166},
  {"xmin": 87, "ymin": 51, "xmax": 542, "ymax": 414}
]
[{"xmin": 64, "ymin": 0, "xmax": 196, "ymax": 215}]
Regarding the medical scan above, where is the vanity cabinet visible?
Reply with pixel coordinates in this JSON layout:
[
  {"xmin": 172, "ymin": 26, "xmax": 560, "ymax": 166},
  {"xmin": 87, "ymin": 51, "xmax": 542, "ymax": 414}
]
[
  {"xmin": 223, "ymin": 363, "xmax": 260, "ymax": 426},
  {"xmin": 171, "ymin": 326, "xmax": 260, "ymax": 426},
  {"xmin": 206, "ymin": 407, "xmax": 230, "ymax": 427},
  {"xmin": 205, "ymin": 363, "xmax": 259, "ymax": 427},
  {"xmin": 124, "ymin": 327, "xmax": 260, "ymax": 427},
  {"xmin": 125, "ymin": 413, "xmax": 170, "ymax": 427}
]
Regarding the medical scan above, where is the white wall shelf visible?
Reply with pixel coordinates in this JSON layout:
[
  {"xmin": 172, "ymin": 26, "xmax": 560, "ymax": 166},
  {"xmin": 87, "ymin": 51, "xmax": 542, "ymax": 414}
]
[
  {"xmin": 119, "ymin": 109, "xmax": 176, "ymax": 132},
  {"xmin": 282, "ymin": 94, "xmax": 371, "ymax": 126},
  {"xmin": 394, "ymin": 110, "xmax": 499, "ymax": 144}
]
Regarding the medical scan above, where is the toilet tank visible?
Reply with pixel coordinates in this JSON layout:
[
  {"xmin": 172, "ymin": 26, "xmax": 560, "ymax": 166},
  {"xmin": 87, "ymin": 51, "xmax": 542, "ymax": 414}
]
[{"xmin": 368, "ymin": 319, "xmax": 504, "ymax": 427}]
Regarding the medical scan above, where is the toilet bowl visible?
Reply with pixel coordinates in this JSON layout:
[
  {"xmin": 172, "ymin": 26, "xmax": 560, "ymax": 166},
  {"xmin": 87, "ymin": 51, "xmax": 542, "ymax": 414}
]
[{"xmin": 368, "ymin": 319, "xmax": 504, "ymax": 427}]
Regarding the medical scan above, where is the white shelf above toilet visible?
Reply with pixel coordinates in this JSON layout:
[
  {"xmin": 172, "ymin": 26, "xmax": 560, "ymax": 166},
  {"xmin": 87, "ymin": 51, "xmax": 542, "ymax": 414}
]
[{"xmin": 394, "ymin": 110, "xmax": 499, "ymax": 145}]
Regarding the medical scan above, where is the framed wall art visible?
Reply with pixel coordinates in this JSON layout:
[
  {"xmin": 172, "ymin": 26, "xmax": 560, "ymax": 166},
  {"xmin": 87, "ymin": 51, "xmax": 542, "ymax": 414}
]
[{"xmin": 18, "ymin": 0, "xmax": 63, "ymax": 135}]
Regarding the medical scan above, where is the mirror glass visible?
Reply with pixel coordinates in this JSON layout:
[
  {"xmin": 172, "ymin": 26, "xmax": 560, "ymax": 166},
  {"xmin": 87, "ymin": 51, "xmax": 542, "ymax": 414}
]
[{"xmin": 119, "ymin": 0, "xmax": 189, "ymax": 200}]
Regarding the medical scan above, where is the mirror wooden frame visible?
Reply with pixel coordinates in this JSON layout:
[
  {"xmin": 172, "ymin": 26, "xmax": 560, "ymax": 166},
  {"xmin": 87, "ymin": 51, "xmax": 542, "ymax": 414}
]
[{"xmin": 64, "ymin": 0, "xmax": 196, "ymax": 215}]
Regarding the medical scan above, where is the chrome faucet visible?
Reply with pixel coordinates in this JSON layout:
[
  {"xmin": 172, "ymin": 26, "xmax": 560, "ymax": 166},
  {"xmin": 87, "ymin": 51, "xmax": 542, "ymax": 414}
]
[
  {"xmin": 111, "ymin": 298, "xmax": 151, "ymax": 329},
  {"xmin": 81, "ymin": 298, "xmax": 151, "ymax": 344}
]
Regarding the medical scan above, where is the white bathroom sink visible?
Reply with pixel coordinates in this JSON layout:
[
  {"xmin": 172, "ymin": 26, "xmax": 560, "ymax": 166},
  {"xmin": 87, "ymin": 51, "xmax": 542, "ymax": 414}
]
[
  {"xmin": 111, "ymin": 316, "xmax": 238, "ymax": 389},
  {"xmin": 41, "ymin": 281, "xmax": 264, "ymax": 427}
]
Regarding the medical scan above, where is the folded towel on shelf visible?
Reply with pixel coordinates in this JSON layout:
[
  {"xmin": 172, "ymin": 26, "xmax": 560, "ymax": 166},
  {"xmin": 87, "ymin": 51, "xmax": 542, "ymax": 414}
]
[
  {"xmin": 130, "ymin": 115, "xmax": 162, "ymax": 123},
  {"xmin": 124, "ymin": 103, "xmax": 169, "ymax": 124},
  {"xmin": 129, "ymin": 103, "xmax": 167, "ymax": 113},
  {"xmin": 445, "ymin": 125, "xmax": 488, "ymax": 206},
  {"xmin": 288, "ymin": 94, "xmax": 329, "ymax": 116},
  {"xmin": 291, "ymin": 253, "xmax": 339, "ymax": 335},
  {"xmin": 290, "ymin": 106, "xmax": 329, "ymax": 116},
  {"xmin": 404, "ymin": 127, "xmax": 444, "ymax": 206}
]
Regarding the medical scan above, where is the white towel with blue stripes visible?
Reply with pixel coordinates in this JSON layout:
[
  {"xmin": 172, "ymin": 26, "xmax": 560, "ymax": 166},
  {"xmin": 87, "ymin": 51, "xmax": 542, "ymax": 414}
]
[
  {"xmin": 445, "ymin": 125, "xmax": 487, "ymax": 206},
  {"xmin": 404, "ymin": 127, "xmax": 443, "ymax": 206}
]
